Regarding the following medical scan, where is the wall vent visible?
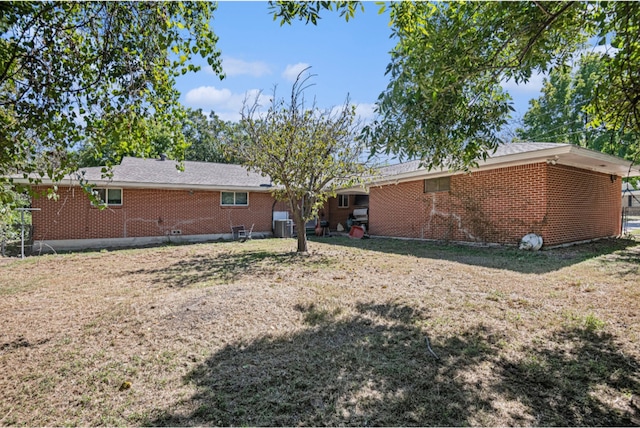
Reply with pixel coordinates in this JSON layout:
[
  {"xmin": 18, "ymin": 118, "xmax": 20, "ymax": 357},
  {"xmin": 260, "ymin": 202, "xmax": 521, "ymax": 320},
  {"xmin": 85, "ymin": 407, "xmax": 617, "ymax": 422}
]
[{"xmin": 170, "ymin": 229, "xmax": 182, "ymax": 235}]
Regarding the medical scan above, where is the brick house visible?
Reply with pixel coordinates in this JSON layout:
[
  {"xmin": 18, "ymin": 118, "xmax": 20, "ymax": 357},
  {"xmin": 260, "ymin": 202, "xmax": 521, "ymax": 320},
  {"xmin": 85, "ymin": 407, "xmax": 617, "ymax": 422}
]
[
  {"xmin": 25, "ymin": 157, "xmax": 289, "ymax": 252},
  {"xmin": 19, "ymin": 142, "xmax": 640, "ymax": 252},
  {"xmin": 322, "ymin": 191, "xmax": 369, "ymax": 231},
  {"xmin": 359, "ymin": 142, "xmax": 640, "ymax": 247}
]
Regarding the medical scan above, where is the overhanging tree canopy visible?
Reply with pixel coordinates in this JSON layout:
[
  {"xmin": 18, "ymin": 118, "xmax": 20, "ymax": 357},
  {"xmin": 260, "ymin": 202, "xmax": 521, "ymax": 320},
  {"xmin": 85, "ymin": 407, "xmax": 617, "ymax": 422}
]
[
  {"xmin": 270, "ymin": 1, "xmax": 640, "ymax": 169},
  {"xmin": 0, "ymin": 1, "xmax": 223, "ymax": 198},
  {"xmin": 516, "ymin": 53, "xmax": 638, "ymax": 160}
]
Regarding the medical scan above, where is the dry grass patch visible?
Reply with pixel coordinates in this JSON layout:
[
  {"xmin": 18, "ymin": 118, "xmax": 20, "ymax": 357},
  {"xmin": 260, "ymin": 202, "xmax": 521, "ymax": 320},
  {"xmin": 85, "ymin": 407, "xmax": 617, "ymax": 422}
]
[{"xmin": 1, "ymin": 237, "xmax": 639, "ymax": 426}]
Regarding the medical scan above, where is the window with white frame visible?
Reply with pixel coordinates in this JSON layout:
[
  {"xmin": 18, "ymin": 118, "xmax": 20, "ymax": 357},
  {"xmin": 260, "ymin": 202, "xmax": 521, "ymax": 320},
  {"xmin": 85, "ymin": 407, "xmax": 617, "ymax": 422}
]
[
  {"xmin": 93, "ymin": 188, "xmax": 122, "ymax": 206},
  {"xmin": 221, "ymin": 191, "xmax": 248, "ymax": 206},
  {"xmin": 338, "ymin": 194, "xmax": 349, "ymax": 208}
]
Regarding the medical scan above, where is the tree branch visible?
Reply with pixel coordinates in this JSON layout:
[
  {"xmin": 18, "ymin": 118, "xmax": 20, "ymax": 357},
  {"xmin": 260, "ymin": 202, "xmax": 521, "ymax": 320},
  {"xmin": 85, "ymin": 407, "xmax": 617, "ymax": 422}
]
[
  {"xmin": 532, "ymin": 1, "xmax": 552, "ymax": 18},
  {"xmin": 517, "ymin": 1, "xmax": 577, "ymax": 65}
]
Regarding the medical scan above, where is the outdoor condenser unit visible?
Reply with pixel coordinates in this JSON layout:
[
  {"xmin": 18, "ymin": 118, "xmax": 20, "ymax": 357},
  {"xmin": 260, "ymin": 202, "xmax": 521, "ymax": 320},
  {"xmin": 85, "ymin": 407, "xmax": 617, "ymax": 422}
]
[{"xmin": 274, "ymin": 219, "xmax": 293, "ymax": 238}]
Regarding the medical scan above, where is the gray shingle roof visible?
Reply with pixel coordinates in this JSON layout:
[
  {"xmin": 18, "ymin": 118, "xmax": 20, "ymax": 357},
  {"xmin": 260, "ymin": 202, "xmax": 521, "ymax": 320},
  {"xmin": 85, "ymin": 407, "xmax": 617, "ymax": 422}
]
[
  {"xmin": 377, "ymin": 160, "xmax": 423, "ymax": 177},
  {"xmin": 378, "ymin": 142, "xmax": 571, "ymax": 177},
  {"xmin": 75, "ymin": 157, "xmax": 273, "ymax": 190},
  {"xmin": 13, "ymin": 142, "xmax": 638, "ymax": 189}
]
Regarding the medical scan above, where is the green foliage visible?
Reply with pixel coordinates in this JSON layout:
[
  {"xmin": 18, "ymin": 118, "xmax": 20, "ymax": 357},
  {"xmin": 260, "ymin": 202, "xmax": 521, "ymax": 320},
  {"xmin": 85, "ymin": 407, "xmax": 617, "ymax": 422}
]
[
  {"xmin": 269, "ymin": 1, "xmax": 364, "ymax": 25},
  {"xmin": 0, "ymin": 1, "xmax": 223, "ymax": 199},
  {"xmin": 270, "ymin": 1, "xmax": 640, "ymax": 169},
  {"xmin": 76, "ymin": 115, "xmax": 188, "ymax": 167},
  {"xmin": 77, "ymin": 107, "xmax": 246, "ymax": 167},
  {"xmin": 0, "ymin": 189, "xmax": 30, "ymax": 243},
  {"xmin": 367, "ymin": 1, "xmax": 589, "ymax": 169},
  {"xmin": 588, "ymin": 2, "xmax": 640, "ymax": 157},
  {"xmin": 583, "ymin": 313, "xmax": 606, "ymax": 332},
  {"xmin": 229, "ymin": 69, "xmax": 371, "ymax": 253},
  {"xmin": 517, "ymin": 53, "xmax": 639, "ymax": 160},
  {"xmin": 183, "ymin": 109, "xmax": 243, "ymax": 164}
]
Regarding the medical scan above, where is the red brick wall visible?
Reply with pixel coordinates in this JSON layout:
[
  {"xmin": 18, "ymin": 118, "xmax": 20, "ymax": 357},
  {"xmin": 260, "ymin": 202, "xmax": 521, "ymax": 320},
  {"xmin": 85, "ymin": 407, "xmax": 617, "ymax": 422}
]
[
  {"xmin": 369, "ymin": 163, "xmax": 621, "ymax": 246},
  {"xmin": 543, "ymin": 165, "xmax": 622, "ymax": 246},
  {"xmin": 451, "ymin": 164, "xmax": 548, "ymax": 243},
  {"xmin": 325, "ymin": 195, "xmax": 353, "ymax": 230},
  {"xmin": 31, "ymin": 186, "xmax": 277, "ymax": 241},
  {"xmin": 32, "ymin": 163, "xmax": 622, "ymax": 246},
  {"xmin": 369, "ymin": 180, "xmax": 427, "ymax": 239},
  {"xmin": 369, "ymin": 164, "xmax": 547, "ymax": 244}
]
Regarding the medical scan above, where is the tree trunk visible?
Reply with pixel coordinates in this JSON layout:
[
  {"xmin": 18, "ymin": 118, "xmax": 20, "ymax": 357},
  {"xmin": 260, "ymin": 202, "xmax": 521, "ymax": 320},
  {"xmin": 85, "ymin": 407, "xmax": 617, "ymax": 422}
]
[{"xmin": 294, "ymin": 215, "xmax": 308, "ymax": 253}]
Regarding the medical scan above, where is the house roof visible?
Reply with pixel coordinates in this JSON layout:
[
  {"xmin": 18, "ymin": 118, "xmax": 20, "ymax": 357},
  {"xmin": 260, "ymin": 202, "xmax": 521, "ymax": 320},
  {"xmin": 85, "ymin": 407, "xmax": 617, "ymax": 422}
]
[
  {"xmin": 12, "ymin": 142, "xmax": 640, "ymax": 192},
  {"xmin": 27, "ymin": 157, "xmax": 275, "ymax": 192},
  {"xmin": 370, "ymin": 142, "xmax": 640, "ymax": 187}
]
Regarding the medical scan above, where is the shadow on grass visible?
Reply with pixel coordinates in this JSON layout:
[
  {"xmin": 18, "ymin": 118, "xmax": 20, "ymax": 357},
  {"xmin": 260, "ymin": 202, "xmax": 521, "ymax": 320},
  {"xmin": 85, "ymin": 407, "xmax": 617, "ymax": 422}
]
[
  {"xmin": 310, "ymin": 235, "xmax": 640, "ymax": 274},
  {"xmin": 495, "ymin": 328, "xmax": 639, "ymax": 426},
  {"xmin": 148, "ymin": 302, "xmax": 639, "ymax": 426},
  {"xmin": 124, "ymin": 250, "xmax": 334, "ymax": 287},
  {"xmin": 600, "ymin": 246, "xmax": 640, "ymax": 277}
]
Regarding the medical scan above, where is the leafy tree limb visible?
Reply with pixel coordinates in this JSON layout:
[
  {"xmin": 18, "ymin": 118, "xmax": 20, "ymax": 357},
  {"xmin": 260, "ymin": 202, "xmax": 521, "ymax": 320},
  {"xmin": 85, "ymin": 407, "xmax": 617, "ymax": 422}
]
[
  {"xmin": 517, "ymin": 53, "xmax": 638, "ymax": 161},
  {"xmin": 1, "ymin": 1, "xmax": 223, "ymax": 199},
  {"xmin": 270, "ymin": 1, "xmax": 640, "ymax": 170}
]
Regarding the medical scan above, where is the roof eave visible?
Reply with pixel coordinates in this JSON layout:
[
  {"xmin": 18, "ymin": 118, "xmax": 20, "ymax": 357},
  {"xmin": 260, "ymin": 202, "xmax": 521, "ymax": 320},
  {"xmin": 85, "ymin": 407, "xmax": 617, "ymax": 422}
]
[
  {"xmin": 12, "ymin": 177, "xmax": 276, "ymax": 192},
  {"xmin": 368, "ymin": 145, "xmax": 640, "ymax": 187}
]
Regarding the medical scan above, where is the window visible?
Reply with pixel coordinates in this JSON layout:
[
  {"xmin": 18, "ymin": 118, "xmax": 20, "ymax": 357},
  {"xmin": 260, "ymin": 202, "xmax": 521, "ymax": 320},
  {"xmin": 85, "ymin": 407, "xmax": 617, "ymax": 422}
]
[
  {"xmin": 424, "ymin": 177, "xmax": 450, "ymax": 193},
  {"xmin": 93, "ymin": 188, "xmax": 122, "ymax": 206},
  {"xmin": 221, "ymin": 191, "xmax": 248, "ymax": 206},
  {"xmin": 354, "ymin": 194, "xmax": 369, "ymax": 206},
  {"xmin": 630, "ymin": 195, "xmax": 634, "ymax": 207},
  {"xmin": 338, "ymin": 194, "xmax": 349, "ymax": 208}
]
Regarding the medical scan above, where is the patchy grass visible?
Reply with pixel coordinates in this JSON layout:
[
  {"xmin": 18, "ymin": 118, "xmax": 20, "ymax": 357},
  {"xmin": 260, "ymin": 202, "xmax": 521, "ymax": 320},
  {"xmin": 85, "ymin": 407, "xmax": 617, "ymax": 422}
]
[{"xmin": 1, "ymin": 237, "xmax": 639, "ymax": 426}]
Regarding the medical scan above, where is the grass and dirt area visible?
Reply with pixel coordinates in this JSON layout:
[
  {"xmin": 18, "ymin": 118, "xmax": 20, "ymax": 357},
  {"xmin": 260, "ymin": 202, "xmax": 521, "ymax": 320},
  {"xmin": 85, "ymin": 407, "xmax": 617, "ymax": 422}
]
[{"xmin": 1, "ymin": 236, "xmax": 639, "ymax": 426}]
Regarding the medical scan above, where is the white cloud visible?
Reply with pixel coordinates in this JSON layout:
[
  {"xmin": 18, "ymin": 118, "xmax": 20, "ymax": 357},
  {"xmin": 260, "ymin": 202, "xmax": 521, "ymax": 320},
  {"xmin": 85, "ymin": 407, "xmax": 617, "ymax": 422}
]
[
  {"xmin": 183, "ymin": 86, "xmax": 375, "ymax": 124},
  {"xmin": 581, "ymin": 43, "xmax": 618, "ymax": 58},
  {"xmin": 282, "ymin": 63, "xmax": 311, "ymax": 82},
  {"xmin": 501, "ymin": 71, "xmax": 547, "ymax": 95},
  {"xmin": 184, "ymin": 86, "xmax": 233, "ymax": 107},
  {"xmin": 354, "ymin": 103, "xmax": 377, "ymax": 123},
  {"xmin": 589, "ymin": 44, "xmax": 611, "ymax": 56},
  {"xmin": 183, "ymin": 86, "xmax": 271, "ymax": 122},
  {"xmin": 220, "ymin": 57, "xmax": 271, "ymax": 77},
  {"xmin": 215, "ymin": 110, "xmax": 243, "ymax": 122}
]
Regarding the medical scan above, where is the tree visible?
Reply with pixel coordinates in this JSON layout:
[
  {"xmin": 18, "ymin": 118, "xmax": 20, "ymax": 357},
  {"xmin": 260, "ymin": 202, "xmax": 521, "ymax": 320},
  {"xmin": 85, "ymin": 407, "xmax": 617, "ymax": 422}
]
[
  {"xmin": 77, "ymin": 108, "xmax": 245, "ymax": 167},
  {"xmin": 183, "ymin": 109, "xmax": 244, "ymax": 164},
  {"xmin": 76, "ymin": 115, "xmax": 184, "ymax": 168},
  {"xmin": 588, "ymin": 2, "xmax": 640, "ymax": 152},
  {"xmin": 1, "ymin": 1, "xmax": 223, "ymax": 198},
  {"xmin": 229, "ymin": 71, "xmax": 371, "ymax": 253},
  {"xmin": 270, "ymin": 1, "xmax": 640, "ymax": 169},
  {"xmin": 516, "ymin": 53, "xmax": 638, "ymax": 160}
]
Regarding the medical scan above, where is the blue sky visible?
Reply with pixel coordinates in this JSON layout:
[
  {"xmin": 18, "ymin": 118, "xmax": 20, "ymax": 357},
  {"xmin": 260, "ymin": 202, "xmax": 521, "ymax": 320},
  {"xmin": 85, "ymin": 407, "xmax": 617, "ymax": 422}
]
[{"xmin": 175, "ymin": 1, "xmax": 543, "ymax": 124}]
